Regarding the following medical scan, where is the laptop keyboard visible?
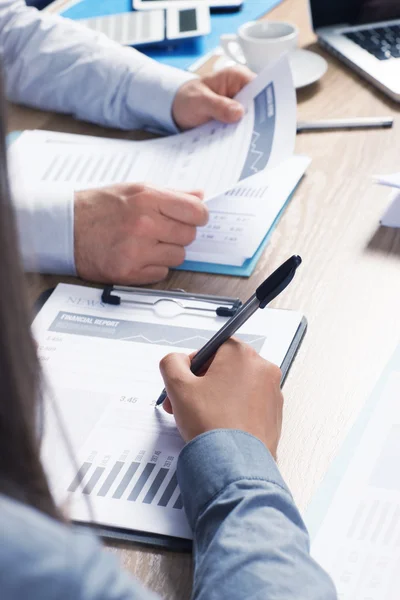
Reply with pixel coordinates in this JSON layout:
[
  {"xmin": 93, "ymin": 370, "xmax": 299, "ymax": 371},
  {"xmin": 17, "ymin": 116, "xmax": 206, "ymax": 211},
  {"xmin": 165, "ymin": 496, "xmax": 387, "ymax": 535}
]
[{"xmin": 345, "ymin": 25, "xmax": 400, "ymax": 60}]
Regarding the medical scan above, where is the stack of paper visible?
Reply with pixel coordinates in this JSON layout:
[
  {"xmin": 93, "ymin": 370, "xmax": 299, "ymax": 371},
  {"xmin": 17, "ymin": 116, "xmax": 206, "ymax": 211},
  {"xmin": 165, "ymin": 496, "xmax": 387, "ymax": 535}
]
[
  {"xmin": 374, "ymin": 172, "xmax": 400, "ymax": 227},
  {"xmin": 9, "ymin": 58, "xmax": 309, "ymax": 276}
]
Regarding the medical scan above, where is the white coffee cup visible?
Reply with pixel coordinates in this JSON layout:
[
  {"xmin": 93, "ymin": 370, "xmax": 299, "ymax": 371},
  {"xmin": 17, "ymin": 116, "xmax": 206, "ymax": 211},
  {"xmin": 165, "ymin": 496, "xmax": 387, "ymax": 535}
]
[{"xmin": 220, "ymin": 20, "xmax": 298, "ymax": 73}]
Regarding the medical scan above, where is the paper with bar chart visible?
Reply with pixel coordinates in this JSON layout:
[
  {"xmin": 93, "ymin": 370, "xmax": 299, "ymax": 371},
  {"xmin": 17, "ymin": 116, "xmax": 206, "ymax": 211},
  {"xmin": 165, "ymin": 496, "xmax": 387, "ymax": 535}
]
[
  {"xmin": 8, "ymin": 58, "xmax": 307, "ymax": 272},
  {"xmin": 310, "ymin": 366, "xmax": 400, "ymax": 598},
  {"xmin": 34, "ymin": 283, "xmax": 303, "ymax": 541}
]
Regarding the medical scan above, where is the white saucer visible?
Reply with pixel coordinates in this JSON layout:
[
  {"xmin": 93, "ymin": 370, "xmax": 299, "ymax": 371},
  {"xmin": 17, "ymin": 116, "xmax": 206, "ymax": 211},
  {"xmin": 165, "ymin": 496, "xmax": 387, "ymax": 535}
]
[
  {"xmin": 289, "ymin": 49, "xmax": 328, "ymax": 89},
  {"xmin": 213, "ymin": 48, "xmax": 328, "ymax": 90}
]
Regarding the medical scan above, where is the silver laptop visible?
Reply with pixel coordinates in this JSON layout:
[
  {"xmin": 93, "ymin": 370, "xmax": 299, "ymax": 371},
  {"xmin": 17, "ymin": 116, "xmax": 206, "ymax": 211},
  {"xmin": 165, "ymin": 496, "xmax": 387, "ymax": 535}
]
[{"xmin": 309, "ymin": 0, "xmax": 400, "ymax": 102}]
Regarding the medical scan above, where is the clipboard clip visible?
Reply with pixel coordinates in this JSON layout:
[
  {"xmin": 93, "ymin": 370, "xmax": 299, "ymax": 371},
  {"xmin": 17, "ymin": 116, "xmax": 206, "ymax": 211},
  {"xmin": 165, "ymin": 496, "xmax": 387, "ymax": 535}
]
[{"xmin": 101, "ymin": 286, "xmax": 242, "ymax": 317}]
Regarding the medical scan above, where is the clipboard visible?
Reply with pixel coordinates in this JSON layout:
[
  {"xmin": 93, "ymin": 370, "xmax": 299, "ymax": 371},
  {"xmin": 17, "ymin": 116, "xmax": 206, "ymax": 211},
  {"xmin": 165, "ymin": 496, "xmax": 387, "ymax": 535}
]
[{"xmin": 35, "ymin": 283, "xmax": 307, "ymax": 551}]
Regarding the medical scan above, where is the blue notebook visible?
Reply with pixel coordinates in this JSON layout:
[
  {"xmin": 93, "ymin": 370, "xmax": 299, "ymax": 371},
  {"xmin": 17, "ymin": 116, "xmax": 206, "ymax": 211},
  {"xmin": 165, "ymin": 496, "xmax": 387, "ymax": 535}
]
[{"xmin": 59, "ymin": 0, "xmax": 282, "ymax": 71}]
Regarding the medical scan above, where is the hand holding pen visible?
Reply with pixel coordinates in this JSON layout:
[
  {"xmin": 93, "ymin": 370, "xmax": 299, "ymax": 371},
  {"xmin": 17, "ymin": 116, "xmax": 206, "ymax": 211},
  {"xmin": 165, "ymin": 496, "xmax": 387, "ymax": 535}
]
[
  {"xmin": 159, "ymin": 337, "xmax": 284, "ymax": 457},
  {"xmin": 156, "ymin": 255, "xmax": 302, "ymax": 407}
]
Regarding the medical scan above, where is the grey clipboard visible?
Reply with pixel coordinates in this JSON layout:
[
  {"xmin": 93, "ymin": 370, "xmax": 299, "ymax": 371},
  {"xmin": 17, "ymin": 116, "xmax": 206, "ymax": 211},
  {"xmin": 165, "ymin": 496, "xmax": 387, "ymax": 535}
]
[
  {"xmin": 34, "ymin": 286, "xmax": 307, "ymax": 553},
  {"xmin": 281, "ymin": 316, "xmax": 308, "ymax": 385}
]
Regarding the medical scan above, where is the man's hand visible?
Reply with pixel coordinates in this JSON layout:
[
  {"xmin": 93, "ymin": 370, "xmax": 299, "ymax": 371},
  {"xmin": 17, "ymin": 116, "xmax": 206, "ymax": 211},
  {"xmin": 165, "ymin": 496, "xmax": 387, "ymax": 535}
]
[
  {"xmin": 74, "ymin": 183, "xmax": 208, "ymax": 285},
  {"xmin": 160, "ymin": 339, "xmax": 283, "ymax": 458},
  {"xmin": 172, "ymin": 66, "xmax": 255, "ymax": 130}
]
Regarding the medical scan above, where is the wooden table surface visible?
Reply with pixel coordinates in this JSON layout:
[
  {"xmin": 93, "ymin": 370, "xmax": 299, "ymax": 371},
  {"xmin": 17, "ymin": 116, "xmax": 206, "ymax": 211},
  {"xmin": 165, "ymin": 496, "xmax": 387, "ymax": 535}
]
[{"xmin": 7, "ymin": 0, "xmax": 400, "ymax": 597}]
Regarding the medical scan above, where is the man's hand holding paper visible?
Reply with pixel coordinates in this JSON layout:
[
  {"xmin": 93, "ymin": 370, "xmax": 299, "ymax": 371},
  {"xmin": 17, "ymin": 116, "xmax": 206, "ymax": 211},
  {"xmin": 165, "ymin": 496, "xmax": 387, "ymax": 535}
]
[
  {"xmin": 172, "ymin": 66, "xmax": 255, "ymax": 130},
  {"xmin": 74, "ymin": 184, "xmax": 208, "ymax": 285},
  {"xmin": 10, "ymin": 59, "xmax": 300, "ymax": 282}
]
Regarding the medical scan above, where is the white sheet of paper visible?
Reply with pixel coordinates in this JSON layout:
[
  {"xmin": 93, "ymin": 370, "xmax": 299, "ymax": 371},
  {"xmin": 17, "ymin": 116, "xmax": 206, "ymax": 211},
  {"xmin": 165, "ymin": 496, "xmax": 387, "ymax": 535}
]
[
  {"xmin": 311, "ymin": 371, "xmax": 400, "ymax": 598},
  {"xmin": 185, "ymin": 155, "xmax": 311, "ymax": 265},
  {"xmin": 374, "ymin": 172, "xmax": 400, "ymax": 189},
  {"xmin": 10, "ymin": 58, "xmax": 295, "ymax": 201},
  {"xmin": 35, "ymin": 283, "xmax": 303, "ymax": 540},
  {"xmin": 381, "ymin": 191, "xmax": 400, "ymax": 227}
]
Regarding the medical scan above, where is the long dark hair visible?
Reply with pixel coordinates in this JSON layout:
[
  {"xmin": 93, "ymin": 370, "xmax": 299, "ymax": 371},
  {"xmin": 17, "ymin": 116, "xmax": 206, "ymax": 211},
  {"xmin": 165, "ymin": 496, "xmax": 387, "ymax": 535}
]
[{"xmin": 0, "ymin": 80, "xmax": 59, "ymax": 519}]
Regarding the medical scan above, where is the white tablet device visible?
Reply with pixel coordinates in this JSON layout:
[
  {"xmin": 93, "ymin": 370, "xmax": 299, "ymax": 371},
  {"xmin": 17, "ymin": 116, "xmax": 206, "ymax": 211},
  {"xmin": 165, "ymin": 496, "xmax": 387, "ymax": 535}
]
[
  {"xmin": 77, "ymin": 6, "xmax": 210, "ymax": 46},
  {"xmin": 133, "ymin": 0, "xmax": 243, "ymax": 12}
]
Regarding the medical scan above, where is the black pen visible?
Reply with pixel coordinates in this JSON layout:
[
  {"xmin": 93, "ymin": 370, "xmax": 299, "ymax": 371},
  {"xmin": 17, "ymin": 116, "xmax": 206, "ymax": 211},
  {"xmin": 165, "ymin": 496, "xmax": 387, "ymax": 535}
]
[{"xmin": 155, "ymin": 255, "xmax": 302, "ymax": 407}]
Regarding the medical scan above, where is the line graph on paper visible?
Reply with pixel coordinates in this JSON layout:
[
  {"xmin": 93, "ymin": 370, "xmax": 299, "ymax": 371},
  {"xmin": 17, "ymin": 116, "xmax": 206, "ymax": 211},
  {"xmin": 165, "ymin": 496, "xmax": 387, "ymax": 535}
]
[
  {"xmin": 48, "ymin": 311, "xmax": 266, "ymax": 352},
  {"xmin": 239, "ymin": 83, "xmax": 276, "ymax": 180}
]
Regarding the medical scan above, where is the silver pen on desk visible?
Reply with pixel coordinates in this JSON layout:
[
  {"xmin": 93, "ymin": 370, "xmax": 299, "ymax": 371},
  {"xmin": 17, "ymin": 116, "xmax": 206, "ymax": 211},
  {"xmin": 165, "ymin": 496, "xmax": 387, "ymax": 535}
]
[{"xmin": 297, "ymin": 116, "xmax": 394, "ymax": 133}]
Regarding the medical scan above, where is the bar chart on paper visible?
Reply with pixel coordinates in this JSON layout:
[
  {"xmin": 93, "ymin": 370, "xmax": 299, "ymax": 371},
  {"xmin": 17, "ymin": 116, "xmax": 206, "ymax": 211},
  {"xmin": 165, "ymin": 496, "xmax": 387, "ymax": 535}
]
[
  {"xmin": 225, "ymin": 184, "xmax": 269, "ymax": 199},
  {"xmin": 68, "ymin": 447, "xmax": 183, "ymax": 511},
  {"xmin": 60, "ymin": 408, "xmax": 192, "ymax": 538},
  {"xmin": 310, "ymin": 369, "xmax": 400, "ymax": 599}
]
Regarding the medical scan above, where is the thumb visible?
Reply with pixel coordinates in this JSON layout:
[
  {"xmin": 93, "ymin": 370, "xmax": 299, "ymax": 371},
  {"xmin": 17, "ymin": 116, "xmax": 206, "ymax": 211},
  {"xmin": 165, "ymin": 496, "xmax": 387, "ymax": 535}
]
[
  {"xmin": 186, "ymin": 189, "xmax": 204, "ymax": 201},
  {"xmin": 203, "ymin": 89, "xmax": 244, "ymax": 123}
]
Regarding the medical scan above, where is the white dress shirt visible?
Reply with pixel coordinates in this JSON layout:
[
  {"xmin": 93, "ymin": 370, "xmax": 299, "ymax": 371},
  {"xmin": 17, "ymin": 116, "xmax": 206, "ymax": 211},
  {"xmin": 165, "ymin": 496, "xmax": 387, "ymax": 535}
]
[{"xmin": 1, "ymin": 0, "xmax": 195, "ymax": 274}]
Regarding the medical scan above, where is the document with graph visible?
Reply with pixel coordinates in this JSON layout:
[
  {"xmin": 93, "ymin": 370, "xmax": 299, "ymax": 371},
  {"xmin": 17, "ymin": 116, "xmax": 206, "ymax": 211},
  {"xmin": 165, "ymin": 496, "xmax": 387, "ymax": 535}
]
[
  {"xmin": 308, "ymin": 345, "xmax": 400, "ymax": 598},
  {"xmin": 184, "ymin": 155, "xmax": 311, "ymax": 268},
  {"xmin": 8, "ymin": 58, "xmax": 306, "ymax": 275},
  {"xmin": 34, "ymin": 283, "xmax": 306, "ymax": 547},
  {"xmin": 9, "ymin": 58, "xmax": 295, "ymax": 200}
]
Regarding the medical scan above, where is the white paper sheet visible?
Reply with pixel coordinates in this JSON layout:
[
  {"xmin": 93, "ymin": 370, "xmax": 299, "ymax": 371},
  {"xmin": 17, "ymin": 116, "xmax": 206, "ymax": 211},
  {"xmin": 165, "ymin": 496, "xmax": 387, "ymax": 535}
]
[
  {"xmin": 374, "ymin": 172, "xmax": 400, "ymax": 190},
  {"xmin": 35, "ymin": 283, "xmax": 303, "ymax": 540},
  {"xmin": 311, "ymin": 371, "xmax": 400, "ymax": 598},
  {"xmin": 10, "ymin": 58, "xmax": 295, "ymax": 201},
  {"xmin": 381, "ymin": 192, "xmax": 400, "ymax": 228},
  {"xmin": 186, "ymin": 155, "xmax": 311, "ymax": 265}
]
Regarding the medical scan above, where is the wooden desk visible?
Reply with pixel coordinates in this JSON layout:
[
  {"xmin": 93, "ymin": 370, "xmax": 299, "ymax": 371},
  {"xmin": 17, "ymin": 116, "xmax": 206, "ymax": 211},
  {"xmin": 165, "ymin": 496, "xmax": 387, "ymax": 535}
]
[{"xmin": 7, "ymin": 0, "xmax": 400, "ymax": 597}]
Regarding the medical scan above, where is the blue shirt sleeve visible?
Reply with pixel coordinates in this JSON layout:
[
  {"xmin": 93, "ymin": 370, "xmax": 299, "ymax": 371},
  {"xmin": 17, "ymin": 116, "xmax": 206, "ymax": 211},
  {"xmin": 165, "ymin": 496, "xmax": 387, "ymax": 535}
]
[
  {"xmin": 0, "ymin": 494, "xmax": 159, "ymax": 600},
  {"xmin": 0, "ymin": 430, "xmax": 337, "ymax": 600},
  {"xmin": 177, "ymin": 429, "xmax": 338, "ymax": 600}
]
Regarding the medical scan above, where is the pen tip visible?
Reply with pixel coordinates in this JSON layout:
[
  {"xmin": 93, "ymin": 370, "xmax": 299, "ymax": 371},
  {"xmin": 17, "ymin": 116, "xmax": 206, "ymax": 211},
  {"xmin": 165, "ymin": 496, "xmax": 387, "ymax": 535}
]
[
  {"xmin": 293, "ymin": 255, "xmax": 302, "ymax": 267},
  {"xmin": 155, "ymin": 391, "xmax": 167, "ymax": 407}
]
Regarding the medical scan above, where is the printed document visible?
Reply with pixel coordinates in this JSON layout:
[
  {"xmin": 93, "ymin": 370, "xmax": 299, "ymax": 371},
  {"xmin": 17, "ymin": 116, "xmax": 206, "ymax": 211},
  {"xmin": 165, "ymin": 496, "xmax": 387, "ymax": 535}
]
[
  {"xmin": 311, "ymin": 369, "xmax": 400, "ymax": 598},
  {"xmin": 35, "ymin": 284, "xmax": 304, "ymax": 540},
  {"xmin": 9, "ymin": 58, "xmax": 303, "ymax": 268},
  {"xmin": 186, "ymin": 155, "xmax": 311, "ymax": 266},
  {"xmin": 9, "ymin": 59, "xmax": 295, "ymax": 201}
]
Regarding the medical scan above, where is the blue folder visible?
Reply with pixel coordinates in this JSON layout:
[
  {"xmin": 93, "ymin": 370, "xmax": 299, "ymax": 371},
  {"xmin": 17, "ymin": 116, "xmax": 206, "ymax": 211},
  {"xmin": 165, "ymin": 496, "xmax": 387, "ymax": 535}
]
[{"xmin": 59, "ymin": 0, "xmax": 283, "ymax": 71}]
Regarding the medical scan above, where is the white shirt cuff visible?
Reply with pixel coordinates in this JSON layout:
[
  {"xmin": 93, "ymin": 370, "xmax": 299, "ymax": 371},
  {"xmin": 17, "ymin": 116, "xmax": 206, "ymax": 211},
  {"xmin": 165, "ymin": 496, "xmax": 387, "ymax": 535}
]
[
  {"xmin": 14, "ymin": 184, "xmax": 76, "ymax": 276},
  {"xmin": 124, "ymin": 53, "xmax": 198, "ymax": 133}
]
